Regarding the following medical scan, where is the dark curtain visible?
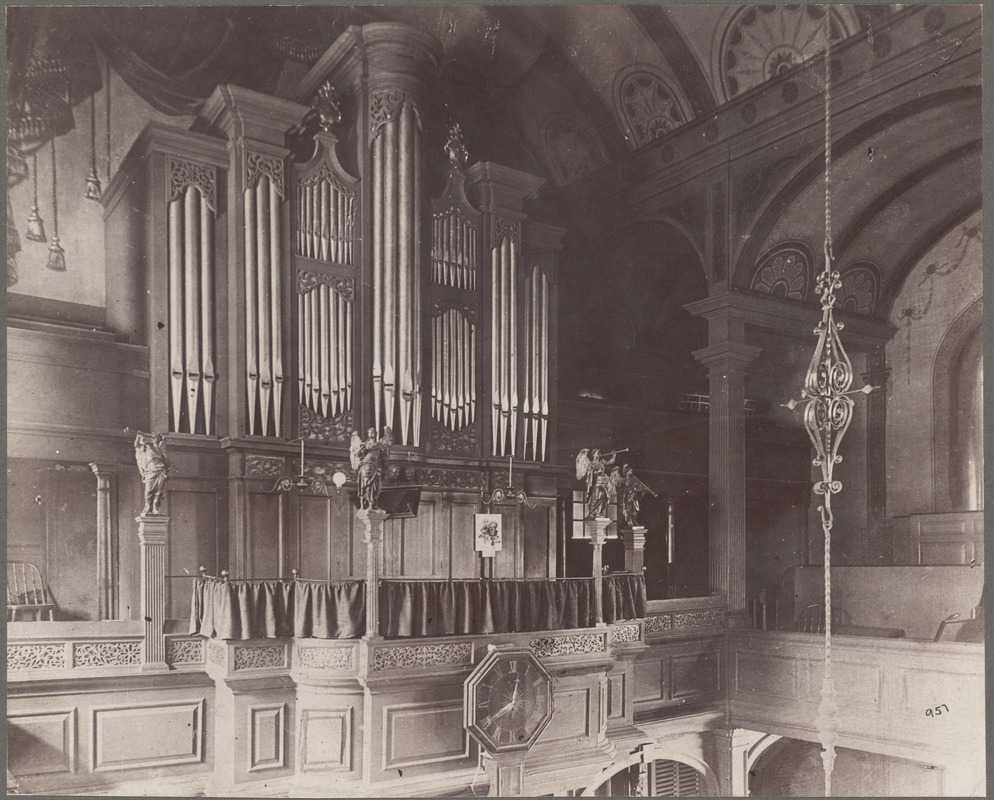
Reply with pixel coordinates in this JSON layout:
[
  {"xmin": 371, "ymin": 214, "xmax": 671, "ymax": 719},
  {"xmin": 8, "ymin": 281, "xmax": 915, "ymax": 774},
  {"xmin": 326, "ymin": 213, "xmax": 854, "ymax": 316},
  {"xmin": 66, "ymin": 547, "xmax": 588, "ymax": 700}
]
[
  {"xmin": 190, "ymin": 577, "xmax": 364, "ymax": 640},
  {"xmin": 294, "ymin": 580, "xmax": 365, "ymax": 639},
  {"xmin": 603, "ymin": 573, "xmax": 648, "ymax": 622},
  {"xmin": 191, "ymin": 575, "xmax": 648, "ymax": 640},
  {"xmin": 380, "ymin": 579, "xmax": 599, "ymax": 638}
]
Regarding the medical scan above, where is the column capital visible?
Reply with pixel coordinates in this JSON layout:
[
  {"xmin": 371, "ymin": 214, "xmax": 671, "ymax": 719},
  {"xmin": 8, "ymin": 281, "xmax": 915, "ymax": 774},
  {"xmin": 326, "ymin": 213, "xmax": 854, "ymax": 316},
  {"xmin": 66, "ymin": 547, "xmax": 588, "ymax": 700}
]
[
  {"xmin": 693, "ymin": 341, "xmax": 762, "ymax": 372},
  {"xmin": 89, "ymin": 462, "xmax": 120, "ymax": 477},
  {"xmin": 357, "ymin": 508, "xmax": 389, "ymax": 542},
  {"xmin": 584, "ymin": 516, "xmax": 613, "ymax": 545},
  {"xmin": 136, "ymin": 515, "xmax": 170, "ymax": 545}
]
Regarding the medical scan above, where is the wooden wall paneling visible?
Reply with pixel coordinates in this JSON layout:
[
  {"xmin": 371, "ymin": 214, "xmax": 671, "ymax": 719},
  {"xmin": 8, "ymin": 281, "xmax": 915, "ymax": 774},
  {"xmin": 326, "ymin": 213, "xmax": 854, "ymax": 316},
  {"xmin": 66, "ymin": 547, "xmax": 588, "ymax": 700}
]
[
  {"xmin": 146, "ymin": 153, "xmax": 171, "ymax": 432},
  {"xmin": 116, "ymin": 468, "xmax": 143, "ymax": 619},
  {"xmin": 381, "ymin": 700, "xmax": 470, "ymax": 771},
  {"xmin": 384, "ymin": 517, "xmax": 403, "ymax": 578},
  {"xmin": 299, "ymin": 707, "xmax": 352, "ymax": 772},
  {"xmin": 522, "ymin": 501, "xmax": 555, "ymax": 578},
  {"xmin": 247, "ymin": 490, "xmax": 281, "ymax": 578},
  {"xmin": 247, "ymin": 703, "xmax": 286, "ymax": 772},
  {"xmin": 7, "ymin": 708, "xmax": 77, "ymax": 778},
  {"xmin": 91, "ymin": 699, "xmax": 205, "ymax": 771},
  {"xmin": 298, "ymin": 494, "xmax": 331, "ymax": 580},
  {"xmin": 7, "ymin": 459, "xmax": 48, "ymax": 569},
  {"xmin": 448, "ymin": 497, "xmax": 479, "ymax": 579},
  {"xmin": 45, "ymin": 466, "xmax": 99, "ymax": 621},
  {"xmin": 490, "ymin": 503, "xmax": 521, "ymax": 578},
  {"xmin": 165, "ymin": 484, "xmax": 224, "ymax": 619}
]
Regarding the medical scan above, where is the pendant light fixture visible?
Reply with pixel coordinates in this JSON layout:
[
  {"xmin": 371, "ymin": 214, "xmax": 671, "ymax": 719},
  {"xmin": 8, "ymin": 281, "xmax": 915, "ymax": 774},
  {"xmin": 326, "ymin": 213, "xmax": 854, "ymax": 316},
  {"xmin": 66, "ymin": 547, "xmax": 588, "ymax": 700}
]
[
  {"xmin": 46, "ymin": 137, "xmax": 66, "ymax": 272},
  {"xmin": 783, "ymin": 6, "xmax": 873, "ymax": 795},
  {"xmin": 25, "ymin": 152, "xmax": 47, "ymax": 242},
  {"xmin": 84, "ymin": 91, "xmax": 102, "ymax": 201}
]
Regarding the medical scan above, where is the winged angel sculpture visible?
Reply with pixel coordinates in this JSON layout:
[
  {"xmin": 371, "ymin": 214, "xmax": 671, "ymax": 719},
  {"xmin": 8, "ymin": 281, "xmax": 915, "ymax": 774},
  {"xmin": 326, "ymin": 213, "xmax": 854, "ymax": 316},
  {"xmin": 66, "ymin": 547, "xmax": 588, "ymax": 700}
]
[
  {"xmin": 575, "ymin": 447, "xmax": 627, "ymax": 519},
  {"xmin": 350, "ymin": 427, "xmax": 393, "ymax": 510}
]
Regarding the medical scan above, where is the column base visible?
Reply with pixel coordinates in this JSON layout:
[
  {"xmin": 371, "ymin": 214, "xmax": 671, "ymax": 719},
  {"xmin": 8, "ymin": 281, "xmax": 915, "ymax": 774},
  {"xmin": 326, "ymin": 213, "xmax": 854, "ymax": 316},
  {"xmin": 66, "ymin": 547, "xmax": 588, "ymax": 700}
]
[{"xmin": 140, "ymin": 662, "xmax": 171, "ymax": 673}]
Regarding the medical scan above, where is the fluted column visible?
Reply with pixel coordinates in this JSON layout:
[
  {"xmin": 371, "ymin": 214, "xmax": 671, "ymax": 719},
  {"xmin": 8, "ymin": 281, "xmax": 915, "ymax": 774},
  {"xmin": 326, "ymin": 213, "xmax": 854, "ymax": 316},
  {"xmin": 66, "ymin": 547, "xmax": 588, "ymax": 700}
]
[
  {"xmin": 90, "ymin": 463, "xmax": 120, "ymax": 620},
  {"xmin": 364, "ymin": 25, "xmax": 440, "ymax": 447},
  {"xmin": 585, "ymin": 517, "xmax": 612, "ymax": 627},
  {"xmin": 620, "ymin": 526, "xmax": 647, "ymax": 575},
  {"xmin": 693, "ymin": 331, "xmax": 760, "ymax": 618},
  {"xmin": 136, "ymin": 514, "xmax": 169, "ymax": 671},
  {"xmin": 358, "ymin": 508, "xmax": 388, "ymax": 640},
  {"xmin": 710, "ymin": 728, "xmax": 759, "ymax": 796}
]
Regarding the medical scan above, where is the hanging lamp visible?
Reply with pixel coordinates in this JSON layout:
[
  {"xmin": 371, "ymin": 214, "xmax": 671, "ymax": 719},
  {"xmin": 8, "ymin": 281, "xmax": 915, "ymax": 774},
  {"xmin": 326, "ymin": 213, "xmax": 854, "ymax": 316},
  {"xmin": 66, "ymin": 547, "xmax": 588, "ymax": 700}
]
[
  {"xmin": 25, "ymin": 152, "xmax": 47, "ymax": 242},
  {"xmin": 46, "ymin": 137, "xmax": 66, "ymax": 271},
  {"xmin": 783, "ymin": 5, "xmax": 873, "ymax": 795},
  {"xmin": 84, "ymin": 91, "xmax": 102, "ymax": 200}
]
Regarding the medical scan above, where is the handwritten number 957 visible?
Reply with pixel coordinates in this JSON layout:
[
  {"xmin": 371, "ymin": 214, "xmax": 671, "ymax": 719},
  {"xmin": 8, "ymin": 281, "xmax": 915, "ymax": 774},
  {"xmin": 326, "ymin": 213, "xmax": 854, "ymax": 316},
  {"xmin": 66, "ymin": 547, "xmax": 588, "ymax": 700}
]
[{"xmin": 925, "ymin": 704, "xmax": 949, "ymax": 717}]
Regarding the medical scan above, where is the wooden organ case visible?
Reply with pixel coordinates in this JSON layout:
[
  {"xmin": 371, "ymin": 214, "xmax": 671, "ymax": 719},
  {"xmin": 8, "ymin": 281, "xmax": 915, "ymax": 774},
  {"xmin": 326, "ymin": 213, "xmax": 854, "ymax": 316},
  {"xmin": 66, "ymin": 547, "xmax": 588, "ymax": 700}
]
[{"xmin": 102, "ymin": 23, "xmax": 565, "ymax": 603}]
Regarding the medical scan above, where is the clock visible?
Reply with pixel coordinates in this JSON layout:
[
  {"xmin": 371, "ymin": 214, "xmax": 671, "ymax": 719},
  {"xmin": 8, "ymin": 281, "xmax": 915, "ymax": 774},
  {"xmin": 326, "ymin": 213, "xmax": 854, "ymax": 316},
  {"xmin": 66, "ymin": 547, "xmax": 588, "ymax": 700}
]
[{"xmin": 464, "ymin": 645, "xmax": 554, "ymax": 754}]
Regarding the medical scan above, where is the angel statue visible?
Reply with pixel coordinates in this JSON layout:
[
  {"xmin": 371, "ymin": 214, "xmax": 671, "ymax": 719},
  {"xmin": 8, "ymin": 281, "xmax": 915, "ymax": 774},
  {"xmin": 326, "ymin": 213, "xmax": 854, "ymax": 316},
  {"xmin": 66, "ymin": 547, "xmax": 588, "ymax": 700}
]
[
  {"xmin": 132, "ymin": 431, "xmax": 175, "ymax": 516},
  {"xmin": 620, "ymin": 464, "xmax": 657, "ymax": 528},
  {"xmin": 575, "ymin": 446, "xmax": 627, "ymax": 519},
  {"xmin": 350, "ymin": 427, "xmax": 393, "ymax": 510}
]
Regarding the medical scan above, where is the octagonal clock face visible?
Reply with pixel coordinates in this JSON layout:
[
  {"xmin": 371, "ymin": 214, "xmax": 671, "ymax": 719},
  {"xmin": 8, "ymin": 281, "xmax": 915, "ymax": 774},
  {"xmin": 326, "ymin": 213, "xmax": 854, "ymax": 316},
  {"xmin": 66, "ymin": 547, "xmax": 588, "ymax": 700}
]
[{"xmin": 465, "ymin": 650, "xmax": 554, "ymax": 753}]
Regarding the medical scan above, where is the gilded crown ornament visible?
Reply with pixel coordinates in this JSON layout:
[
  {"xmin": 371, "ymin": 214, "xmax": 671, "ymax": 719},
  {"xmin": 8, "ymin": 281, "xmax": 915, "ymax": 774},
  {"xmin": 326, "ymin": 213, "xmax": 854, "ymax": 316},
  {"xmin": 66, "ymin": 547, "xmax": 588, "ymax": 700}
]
[
  {"xmin": 315, "ymin": 80, "xmax": 342, "ymax": 132},
  {"xmin": 445, "ymin": 123, "xmax": 468, "ymax": 169}
]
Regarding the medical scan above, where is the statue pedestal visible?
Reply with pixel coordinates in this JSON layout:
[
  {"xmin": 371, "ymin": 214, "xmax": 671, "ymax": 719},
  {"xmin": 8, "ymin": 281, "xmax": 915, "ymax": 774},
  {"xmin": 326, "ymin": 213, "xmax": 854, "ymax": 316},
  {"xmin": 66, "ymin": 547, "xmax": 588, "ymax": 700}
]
[
  {"xmin": 136, "ymin": 515, "xmax": 170, "ymax": 671},
  {"xmin": 357, "ymin": 508, "xmax": 388, "ymax": 640},
  {"xmin": 620, "ymin": 526, "xmax": 647, "ymax": 574},
  {"xmin": 483, "ymin": 751, "xmax": 527, "ymax": 797},
  {"xmin": 583, "ymin": 517, "xmax": 612, "ymax": 627}
]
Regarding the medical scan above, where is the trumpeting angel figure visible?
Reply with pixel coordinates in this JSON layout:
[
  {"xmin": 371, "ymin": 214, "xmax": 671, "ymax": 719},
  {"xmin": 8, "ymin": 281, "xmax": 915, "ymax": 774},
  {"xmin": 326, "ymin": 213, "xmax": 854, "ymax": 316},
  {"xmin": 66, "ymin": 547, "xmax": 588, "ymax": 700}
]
[
  {"xmin": 350, "ymin": 426, "xmax": 393, "ymax": 510},
  {"xmin": 132, "ymin": 431, "xmax": 175, "ymax": 516},
  {"xmin": 575, "ymin": 446, "xmax": 627, "ymax": 519},
  {"xmin": 620, "ymin": 464, "xmax": 657, "ymax": 528}
]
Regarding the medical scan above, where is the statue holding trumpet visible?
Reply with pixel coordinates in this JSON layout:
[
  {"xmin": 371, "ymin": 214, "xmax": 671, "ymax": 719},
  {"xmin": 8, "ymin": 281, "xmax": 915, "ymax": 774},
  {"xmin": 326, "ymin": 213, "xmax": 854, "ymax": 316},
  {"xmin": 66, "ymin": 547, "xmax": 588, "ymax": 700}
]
[
  {"xmin": 575, "ymin": 446, "xmax": 629, "ymax": 519},
  {"xmin": 617, "ymin": 464, "xmax": 658, "ymax": 528}
]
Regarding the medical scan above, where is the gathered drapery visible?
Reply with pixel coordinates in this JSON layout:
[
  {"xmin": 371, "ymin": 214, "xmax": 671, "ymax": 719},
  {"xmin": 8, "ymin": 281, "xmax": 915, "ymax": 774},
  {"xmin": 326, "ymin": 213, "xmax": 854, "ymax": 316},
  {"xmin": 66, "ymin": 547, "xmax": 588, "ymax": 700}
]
[{"xmin": 190, "ymin": 573, "xmax": 647, "ymax": 641}]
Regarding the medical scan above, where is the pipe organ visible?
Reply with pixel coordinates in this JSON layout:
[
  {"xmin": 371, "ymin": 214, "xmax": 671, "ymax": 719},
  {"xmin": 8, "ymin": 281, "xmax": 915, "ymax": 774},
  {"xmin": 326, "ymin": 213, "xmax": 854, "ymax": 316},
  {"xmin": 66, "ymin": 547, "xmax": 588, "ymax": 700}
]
[{"xmin": 103, "ymin": 23, "xmax": 564, "ymax": 582}]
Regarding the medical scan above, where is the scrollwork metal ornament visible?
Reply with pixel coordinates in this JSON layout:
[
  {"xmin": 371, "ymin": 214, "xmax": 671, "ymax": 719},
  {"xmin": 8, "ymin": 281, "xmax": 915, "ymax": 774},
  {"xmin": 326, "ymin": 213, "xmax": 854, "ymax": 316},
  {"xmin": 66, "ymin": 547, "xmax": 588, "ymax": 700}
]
[{"xmin": 782, "ymin": 11, "xmax": 874, "ymax": 795}]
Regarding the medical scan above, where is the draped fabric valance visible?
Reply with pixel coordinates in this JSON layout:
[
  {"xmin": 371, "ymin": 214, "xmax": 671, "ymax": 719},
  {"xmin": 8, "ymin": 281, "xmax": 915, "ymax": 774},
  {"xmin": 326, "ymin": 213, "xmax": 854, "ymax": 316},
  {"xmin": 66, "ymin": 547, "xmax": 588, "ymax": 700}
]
[{"xmin": 190, "ymin": 574, "xmax": 647, "ymax": 641}]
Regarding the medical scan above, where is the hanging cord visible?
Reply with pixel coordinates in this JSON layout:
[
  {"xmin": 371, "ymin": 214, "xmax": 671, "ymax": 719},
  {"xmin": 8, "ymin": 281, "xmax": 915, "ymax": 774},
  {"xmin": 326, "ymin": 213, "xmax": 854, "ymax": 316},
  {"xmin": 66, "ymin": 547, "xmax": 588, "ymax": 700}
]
[
  {"xmin": 51, "ymin": 138, "xmax": 58, "ymax": 239},
  {"xmin": 26, "ymin": 151, "xmax": 46, "ymax": 242},
  {"xmin": 105, "ymin": 59, "xmax": 112, "ymax": 180},
  {"xmin": 90, "ymin": 93, "xmax": 97, "ymax": 174}
]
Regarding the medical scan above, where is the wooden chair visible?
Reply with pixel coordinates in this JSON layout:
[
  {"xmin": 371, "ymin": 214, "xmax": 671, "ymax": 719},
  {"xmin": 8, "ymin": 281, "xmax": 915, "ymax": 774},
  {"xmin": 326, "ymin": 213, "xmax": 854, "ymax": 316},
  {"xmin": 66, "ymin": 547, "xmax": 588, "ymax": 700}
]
[
  {"xmin": 795, "ymin": 604, "xmax": 851, "ymax": 633},
  {"xmin": 7, "ymin": 561, "xmax": 55, "ymax": 622}
]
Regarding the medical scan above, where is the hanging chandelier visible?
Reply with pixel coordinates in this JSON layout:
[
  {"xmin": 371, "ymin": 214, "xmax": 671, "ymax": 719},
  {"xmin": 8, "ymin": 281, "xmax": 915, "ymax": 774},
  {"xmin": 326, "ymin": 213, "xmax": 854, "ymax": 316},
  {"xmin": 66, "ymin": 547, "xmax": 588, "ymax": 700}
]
[{"xmin": 783, "ymin": 5, "xmax": 873, "ymax": 795}]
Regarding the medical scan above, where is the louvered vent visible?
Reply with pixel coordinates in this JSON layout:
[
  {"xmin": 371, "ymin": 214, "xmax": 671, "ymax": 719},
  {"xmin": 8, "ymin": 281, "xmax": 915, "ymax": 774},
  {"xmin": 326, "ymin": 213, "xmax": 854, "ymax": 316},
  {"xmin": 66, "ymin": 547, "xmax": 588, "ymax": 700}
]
[{"xmin": 653, "ymin": 760, "xmax": 702, "ymax": 797}]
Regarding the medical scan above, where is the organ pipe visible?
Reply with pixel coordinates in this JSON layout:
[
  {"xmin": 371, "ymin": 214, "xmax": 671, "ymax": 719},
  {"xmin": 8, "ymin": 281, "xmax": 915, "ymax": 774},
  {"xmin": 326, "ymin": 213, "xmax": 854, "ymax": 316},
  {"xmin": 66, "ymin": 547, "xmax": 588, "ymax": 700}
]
[
  {"xmin": 167, "ymin": 175, "xmax": 217, "ymax": 436},
  {"xmin": 244, "ymin": 186, "xmax": 258, "ymax": 433},
  {"xmin": 256, "ymin": 180, "xmax": 273, "ymax": 437},
  {"xmin": 297, "ymin": 278, "xmax": 353, "ymax": 421}
]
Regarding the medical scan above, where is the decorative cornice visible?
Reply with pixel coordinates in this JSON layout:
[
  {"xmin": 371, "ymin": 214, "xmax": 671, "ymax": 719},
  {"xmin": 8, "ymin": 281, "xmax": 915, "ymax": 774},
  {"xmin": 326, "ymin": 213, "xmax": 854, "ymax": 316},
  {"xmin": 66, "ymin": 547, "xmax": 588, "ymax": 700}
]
[
  {"xmin": 297, "ymin": 270, "xmax": 354, "ymax": 301},
  {"xmin": 168, "ymin": 157, "xmax": 217, "ymax": 212}
]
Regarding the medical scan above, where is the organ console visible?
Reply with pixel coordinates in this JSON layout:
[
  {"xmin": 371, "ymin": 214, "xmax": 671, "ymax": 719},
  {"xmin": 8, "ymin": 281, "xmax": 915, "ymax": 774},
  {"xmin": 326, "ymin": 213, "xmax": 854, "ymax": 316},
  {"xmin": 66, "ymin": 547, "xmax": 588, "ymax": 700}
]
[{"xmin": 102, "ymin": 23, "xmax": 565, "ymax": 584}]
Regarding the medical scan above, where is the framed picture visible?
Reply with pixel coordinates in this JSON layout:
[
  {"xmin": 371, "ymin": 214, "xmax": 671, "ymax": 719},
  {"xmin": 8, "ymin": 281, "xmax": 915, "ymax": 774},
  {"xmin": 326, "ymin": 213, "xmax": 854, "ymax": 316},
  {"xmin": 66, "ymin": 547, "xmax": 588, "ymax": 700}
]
[{"xmin": 474, "ymin": 514, "xmax": 502, "ymax": 556}]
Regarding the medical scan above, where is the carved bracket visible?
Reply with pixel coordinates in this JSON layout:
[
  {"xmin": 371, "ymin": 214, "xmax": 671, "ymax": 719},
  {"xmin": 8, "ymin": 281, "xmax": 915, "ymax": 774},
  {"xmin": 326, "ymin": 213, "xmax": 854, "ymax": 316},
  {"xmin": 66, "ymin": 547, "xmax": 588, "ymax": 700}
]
[
  {"xmin": 369, "ymin": 89, "xmax": 421, "ymax": 140},
  {"xmin": 491, "ymin": 215, "xmax": 521, "ymax": 251},
  {"xmin": 431, "ymin": 295, "xmax": 477, "ymax": 323},
  {"xmin": 297, "ymin": 270, "xmax": 355, "ymax": 301},
  {"xmin": 168, "ymin": 158, "xmax": 217, "ymax": 212},
  {"xmin": 245, "ymin": 150, "xmax": 286, "ymax": 197}
]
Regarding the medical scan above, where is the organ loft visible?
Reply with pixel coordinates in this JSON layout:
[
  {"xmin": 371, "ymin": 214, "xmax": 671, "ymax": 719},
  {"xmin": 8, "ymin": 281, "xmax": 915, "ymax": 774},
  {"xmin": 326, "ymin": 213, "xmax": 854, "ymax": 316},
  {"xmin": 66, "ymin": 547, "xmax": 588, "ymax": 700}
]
[{"xmin": 6, "ymin": 5, "xmax": 984, "ymax": 798}]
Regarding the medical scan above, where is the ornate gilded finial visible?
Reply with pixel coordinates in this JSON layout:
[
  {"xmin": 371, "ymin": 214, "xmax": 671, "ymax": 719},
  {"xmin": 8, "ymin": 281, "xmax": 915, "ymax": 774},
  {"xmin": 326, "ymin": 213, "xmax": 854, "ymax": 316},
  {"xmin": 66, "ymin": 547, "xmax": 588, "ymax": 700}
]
[
  {"xmin": 445, "ymin": 123, "xmax": 468, "ymax": 169},
  {"xmin": 315, "ymin": 80, "xmax": 342, "ymax": 133}
]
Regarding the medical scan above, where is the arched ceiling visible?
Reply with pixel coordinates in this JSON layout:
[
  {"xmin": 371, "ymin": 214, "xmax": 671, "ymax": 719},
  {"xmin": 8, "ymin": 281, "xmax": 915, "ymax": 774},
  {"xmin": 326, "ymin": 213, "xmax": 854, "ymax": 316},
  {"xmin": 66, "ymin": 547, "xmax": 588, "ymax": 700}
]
[{"xmin": 756, "ymin": 92, "xmax": 981, "ymax": 316}]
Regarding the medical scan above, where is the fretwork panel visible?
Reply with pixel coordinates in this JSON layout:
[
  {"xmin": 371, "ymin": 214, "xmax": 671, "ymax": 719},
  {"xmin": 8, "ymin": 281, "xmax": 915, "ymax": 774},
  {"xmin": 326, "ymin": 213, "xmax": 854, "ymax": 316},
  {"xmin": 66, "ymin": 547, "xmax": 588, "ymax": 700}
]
[
  {"xmin": 371, "ymin": 101, "xmax": 423, "ymax": 446},
  {"xmin": 298, "ymin": 283, "xmax": 353, "ymax": 419},
  {"xmin": 167, "ymin": 183, "xmax": 216, "ymax": 435},
  {"xmin": 431, "ymin": 308, "xmax": 476, "ymax": 431},
  {"xmin": 432, "ymin": 209, "xmax": 478, "ymax": 290},
  {"xmin": 243, "ymin": 172, "xmax": 285, "ymax": 438},
  {"xmin": 295, "ymin": 172, "xmax": 355, "ymax": 265}
]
